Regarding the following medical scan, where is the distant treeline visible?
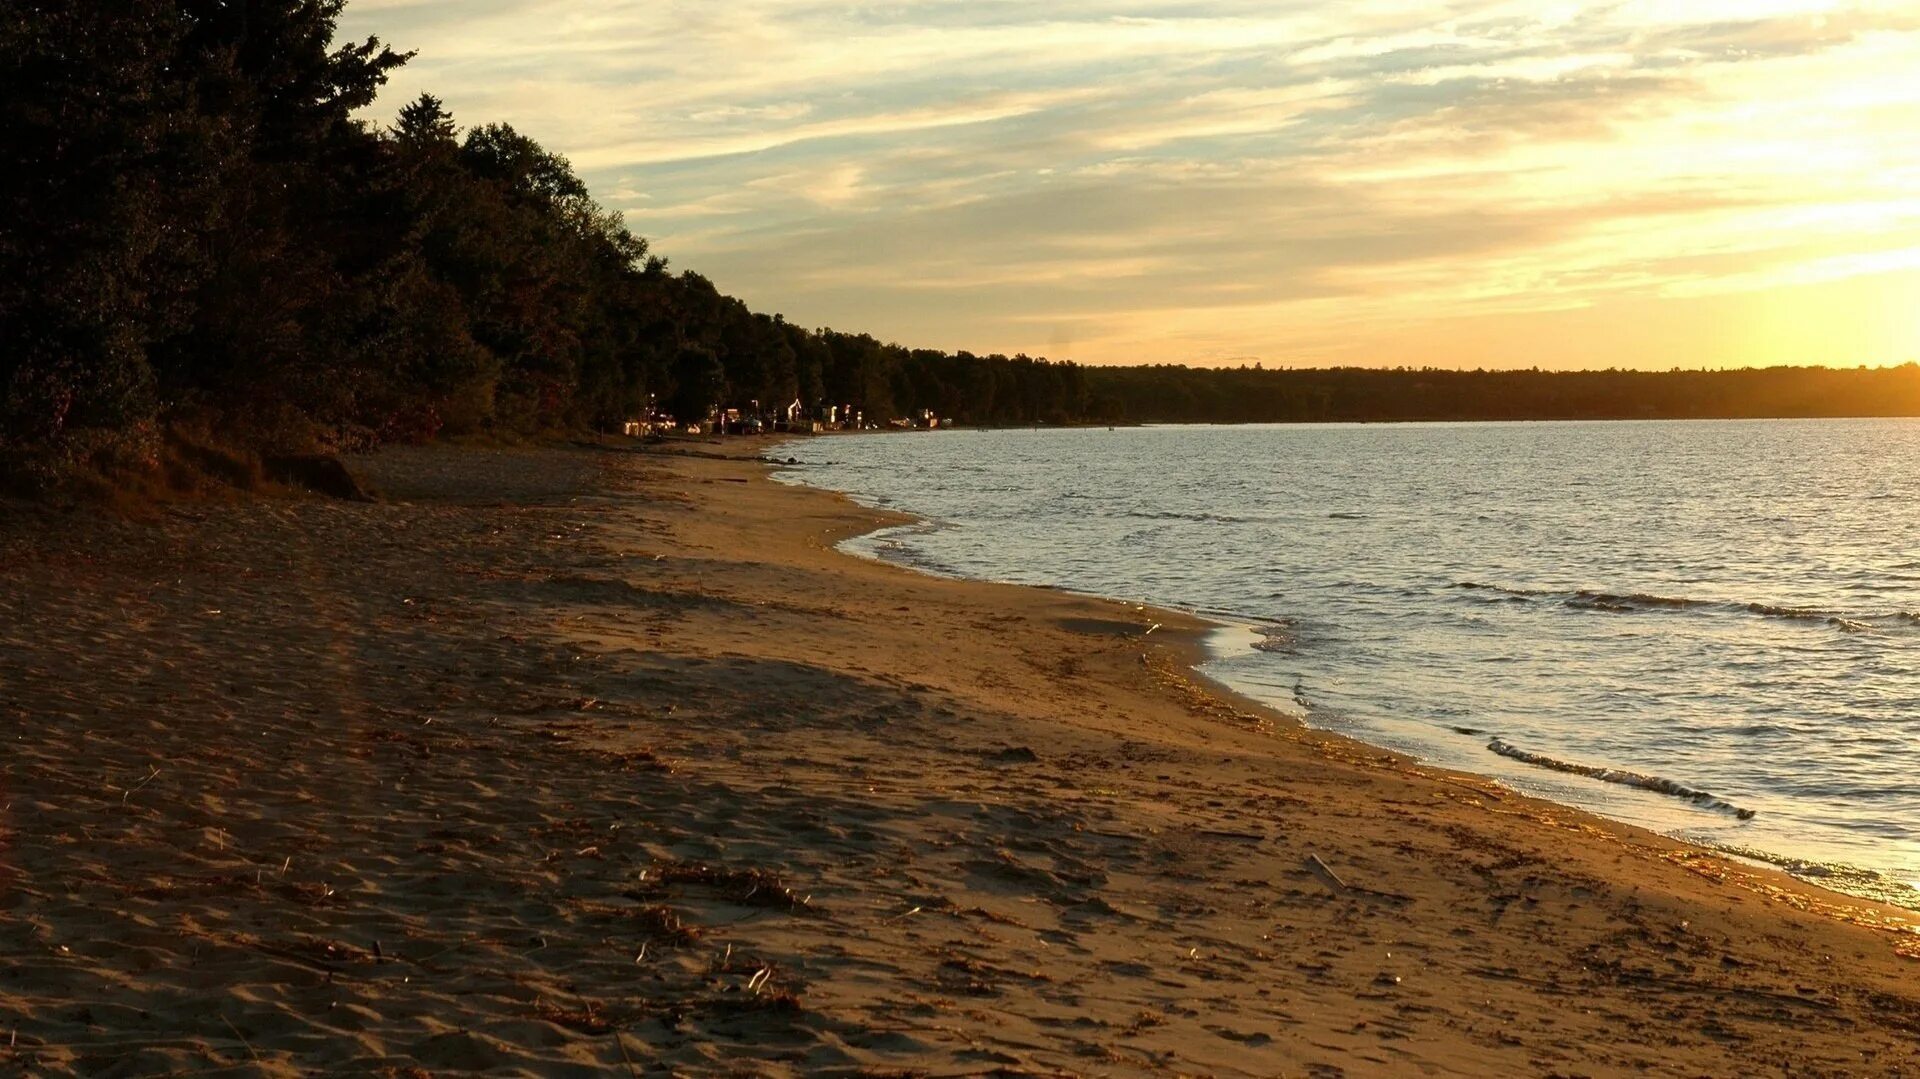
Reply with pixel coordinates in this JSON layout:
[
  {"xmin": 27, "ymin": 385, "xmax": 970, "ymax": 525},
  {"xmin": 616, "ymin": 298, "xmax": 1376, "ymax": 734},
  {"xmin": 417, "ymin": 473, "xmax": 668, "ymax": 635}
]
[
  {"xmin": 3, "ymin": 3, "xmax": 1916, "ymax": 488},
  {"xmin": 1082, "ymin": 364, "xmax": 1920, "ymax": 424}
]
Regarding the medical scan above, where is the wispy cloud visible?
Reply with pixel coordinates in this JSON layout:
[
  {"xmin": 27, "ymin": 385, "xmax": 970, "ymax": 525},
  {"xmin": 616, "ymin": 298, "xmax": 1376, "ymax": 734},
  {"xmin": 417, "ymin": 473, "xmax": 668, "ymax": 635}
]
[{"xmin": 342, "ymin": 1, "xmax": 1920, "ymax": 368}]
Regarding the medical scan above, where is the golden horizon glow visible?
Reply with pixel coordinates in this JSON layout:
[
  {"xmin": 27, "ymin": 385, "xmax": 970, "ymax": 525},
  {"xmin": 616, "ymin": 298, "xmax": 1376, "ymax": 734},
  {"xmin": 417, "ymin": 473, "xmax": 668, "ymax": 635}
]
[{"xmin": 344, "ymin": 1, "xmax": 1920, "ymax": 369}]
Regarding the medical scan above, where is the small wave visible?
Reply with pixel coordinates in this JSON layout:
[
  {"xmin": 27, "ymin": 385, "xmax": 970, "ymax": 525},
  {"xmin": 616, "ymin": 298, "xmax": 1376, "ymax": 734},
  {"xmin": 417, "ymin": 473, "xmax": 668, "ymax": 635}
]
[
  {"xmin": 853, "ymin": 522, "xmax": 966, "ymax": 578},
  {"xmin": 1328, "ymin": 511, "xmax": 1366, "ymax": 520},
  {"xmin": 1567, "ymin": 590, "xmax": 1704, "ymax": 612},
  {"xmin": 868, "ymin": 547, "xmax": 962, "ymax": 578},
  {"xmin": 1129, "ymin": 509, "xmax": 1248, "ymax": 524},
  {"xmin": 1744, "ymin": 603, "xmax": 1885, "ymax": 633},
  {"xmin": 1454, "ymin": 581, "xmax": 1546, "ymax": 598},
  {"xmin": 1486, "ymin": 739, "xmax": 1757, "ymax": 820},
  {"xmin": 1457, "ymin": 582, "xmax": 1901, "ymax": 633},
  {"xmin": 1745, "ymin": 602, "xmax": 1830, "ymax": 622},
  {"xmin": 1707, "ymin": 844, "xmax": 1920, "ymax": 910},
  {"xmin": 1251, "ymin": 622, "xmax": 1297, "ymax": 654}
]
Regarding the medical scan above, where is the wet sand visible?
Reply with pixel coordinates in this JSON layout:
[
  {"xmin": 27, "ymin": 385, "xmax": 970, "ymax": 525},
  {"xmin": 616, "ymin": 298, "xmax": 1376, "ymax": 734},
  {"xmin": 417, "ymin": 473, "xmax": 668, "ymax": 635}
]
[{"xmin": 1, "ymin": 439, "xmax": 1917, "ymax": 1077}]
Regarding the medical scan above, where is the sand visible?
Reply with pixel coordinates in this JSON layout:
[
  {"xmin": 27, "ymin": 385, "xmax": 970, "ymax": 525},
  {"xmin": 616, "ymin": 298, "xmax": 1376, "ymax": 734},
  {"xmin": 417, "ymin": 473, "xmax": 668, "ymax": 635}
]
[{"xmin": 1, "ymin": 439, "xmax": 1917, "ymax": 1077}]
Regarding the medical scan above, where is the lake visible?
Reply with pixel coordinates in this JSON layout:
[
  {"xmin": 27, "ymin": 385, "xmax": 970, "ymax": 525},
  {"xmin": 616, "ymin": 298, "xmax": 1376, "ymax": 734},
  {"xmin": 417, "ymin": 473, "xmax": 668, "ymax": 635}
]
[{"xmin": 778, "ymin": 420, "xmax": 1920, "ymax": 908}]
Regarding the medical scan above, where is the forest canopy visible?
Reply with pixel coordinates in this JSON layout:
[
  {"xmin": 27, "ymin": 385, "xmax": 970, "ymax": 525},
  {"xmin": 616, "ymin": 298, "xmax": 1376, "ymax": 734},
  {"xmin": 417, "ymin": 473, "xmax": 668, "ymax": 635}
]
[{"xmin": 3, "ymin": 1, "xmax": 1918, "ymax": 487}]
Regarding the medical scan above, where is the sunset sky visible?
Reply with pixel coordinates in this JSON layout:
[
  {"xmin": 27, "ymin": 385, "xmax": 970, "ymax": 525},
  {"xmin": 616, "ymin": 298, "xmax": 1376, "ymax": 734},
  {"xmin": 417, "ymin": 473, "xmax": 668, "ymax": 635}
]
[{"xmin": 341, "ymin": 1, "xmax": 1920, "ymax": 370}]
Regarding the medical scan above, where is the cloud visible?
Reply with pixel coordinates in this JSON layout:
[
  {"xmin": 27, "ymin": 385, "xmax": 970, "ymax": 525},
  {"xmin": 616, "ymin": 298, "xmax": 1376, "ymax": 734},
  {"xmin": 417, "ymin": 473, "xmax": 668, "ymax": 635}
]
[{"xmin": 339, "ymin": 0, "xmax": 1920, "ymax": 368}]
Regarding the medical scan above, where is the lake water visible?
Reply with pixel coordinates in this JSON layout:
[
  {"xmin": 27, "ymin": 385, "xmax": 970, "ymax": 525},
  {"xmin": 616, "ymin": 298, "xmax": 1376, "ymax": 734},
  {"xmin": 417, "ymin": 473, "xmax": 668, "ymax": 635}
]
[{"xmin": 775, "ymin": 420, "xmax": 1920, "ymax": 908}]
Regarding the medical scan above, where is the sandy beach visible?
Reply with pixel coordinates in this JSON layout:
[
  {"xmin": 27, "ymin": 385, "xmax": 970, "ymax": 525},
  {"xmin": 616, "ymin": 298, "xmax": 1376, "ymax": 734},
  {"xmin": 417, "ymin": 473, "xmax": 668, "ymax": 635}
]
[{"xmin": 2, "ymin": 439, "xmax": 1918, "ymax": 1077}]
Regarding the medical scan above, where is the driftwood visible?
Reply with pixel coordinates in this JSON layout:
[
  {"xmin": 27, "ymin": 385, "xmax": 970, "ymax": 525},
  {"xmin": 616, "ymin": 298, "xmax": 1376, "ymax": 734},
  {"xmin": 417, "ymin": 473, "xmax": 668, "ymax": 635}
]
[{"xmin": 1304, "ymin": 853, "xmax": 1348, "ymax": 892}]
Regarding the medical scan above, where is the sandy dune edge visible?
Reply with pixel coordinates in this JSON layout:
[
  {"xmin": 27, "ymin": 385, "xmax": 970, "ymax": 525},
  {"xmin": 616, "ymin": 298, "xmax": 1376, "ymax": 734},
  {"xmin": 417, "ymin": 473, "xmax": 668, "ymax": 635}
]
[{"xmin": 1, "ymin": 441, "xmax": 1916, "ymax": 1077}]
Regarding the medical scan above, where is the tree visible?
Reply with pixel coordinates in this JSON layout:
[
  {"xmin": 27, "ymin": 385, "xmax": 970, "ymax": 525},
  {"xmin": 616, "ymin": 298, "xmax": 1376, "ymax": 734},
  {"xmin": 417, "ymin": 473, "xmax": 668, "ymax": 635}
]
[
  {"xmin": 664, "ymin": 347, "xmax": 725, "ymax": 425},
  {"xmin": 0, "ymin": 2, "xmax": 198, "ymax": 453},
  {"xmin": 148, "ymin": 0, "xmax": 411, "ymax": 442}
]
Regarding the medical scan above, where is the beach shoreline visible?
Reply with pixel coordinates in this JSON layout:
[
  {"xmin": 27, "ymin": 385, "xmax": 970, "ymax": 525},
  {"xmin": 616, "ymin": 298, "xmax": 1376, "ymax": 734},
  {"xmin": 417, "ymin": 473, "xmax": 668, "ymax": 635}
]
[
  {"xmin": 3, "ymin": 438, "xmax": 1917, "ymax": 1076},
  {"xmin": 771, "ymin": 434, "xmax": 1919, "ymax": 908},
  {"xmin": 777, "ymin": 422, "xmax": 1920, "ymax": 915}
]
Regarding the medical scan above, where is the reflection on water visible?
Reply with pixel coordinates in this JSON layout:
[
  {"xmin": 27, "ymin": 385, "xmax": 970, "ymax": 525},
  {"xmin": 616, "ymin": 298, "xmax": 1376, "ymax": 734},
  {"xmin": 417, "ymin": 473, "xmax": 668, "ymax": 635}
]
[{"xmin": 778, "ymin": 420, "xmax": 1920, "ymax": 908}]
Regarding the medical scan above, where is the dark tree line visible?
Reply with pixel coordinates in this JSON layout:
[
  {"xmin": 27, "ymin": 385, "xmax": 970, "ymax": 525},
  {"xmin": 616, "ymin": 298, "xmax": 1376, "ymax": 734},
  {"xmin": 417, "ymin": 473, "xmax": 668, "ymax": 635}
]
[
  {"xmin": 1081, "ymin": 364, "xmax": 1920, "ymax": 424},
  {"xmin": 4, "ymin": 1, "xmax": 1917, "ymax": 488},
  {"xmin": 0, "ymin": 0, "xmax": 1089, "ymax": 481}
]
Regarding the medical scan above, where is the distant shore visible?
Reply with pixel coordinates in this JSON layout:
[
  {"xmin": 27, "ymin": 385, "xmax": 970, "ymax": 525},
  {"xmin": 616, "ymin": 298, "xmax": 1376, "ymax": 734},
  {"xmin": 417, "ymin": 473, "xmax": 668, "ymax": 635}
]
[{"xmin": 2, "ymin": 440, "xmax": 1917, "ymax": 1075}]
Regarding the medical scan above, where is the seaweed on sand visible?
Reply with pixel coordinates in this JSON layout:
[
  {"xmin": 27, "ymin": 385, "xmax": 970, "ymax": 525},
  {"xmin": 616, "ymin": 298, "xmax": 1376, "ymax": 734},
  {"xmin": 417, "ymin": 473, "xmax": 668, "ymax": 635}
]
[{"xmin": 633, "ymin": 860, "xmax": 813, "ymax": 911}]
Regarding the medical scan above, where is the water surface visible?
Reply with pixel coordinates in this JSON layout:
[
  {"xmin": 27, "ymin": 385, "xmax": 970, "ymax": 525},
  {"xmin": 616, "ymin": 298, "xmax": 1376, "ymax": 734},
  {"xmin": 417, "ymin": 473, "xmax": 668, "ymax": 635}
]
[{"xmin": 777, "ymin": 420, "xmax": 1920, "ymax": 907}]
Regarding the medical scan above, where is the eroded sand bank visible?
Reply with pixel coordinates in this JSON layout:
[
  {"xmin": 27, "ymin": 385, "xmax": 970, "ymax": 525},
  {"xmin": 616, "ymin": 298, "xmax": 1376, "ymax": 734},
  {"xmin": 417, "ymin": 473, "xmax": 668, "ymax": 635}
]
[{"xmin": 1, "ymin": 440, "xmax": 1917, "ymax": 1077}]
